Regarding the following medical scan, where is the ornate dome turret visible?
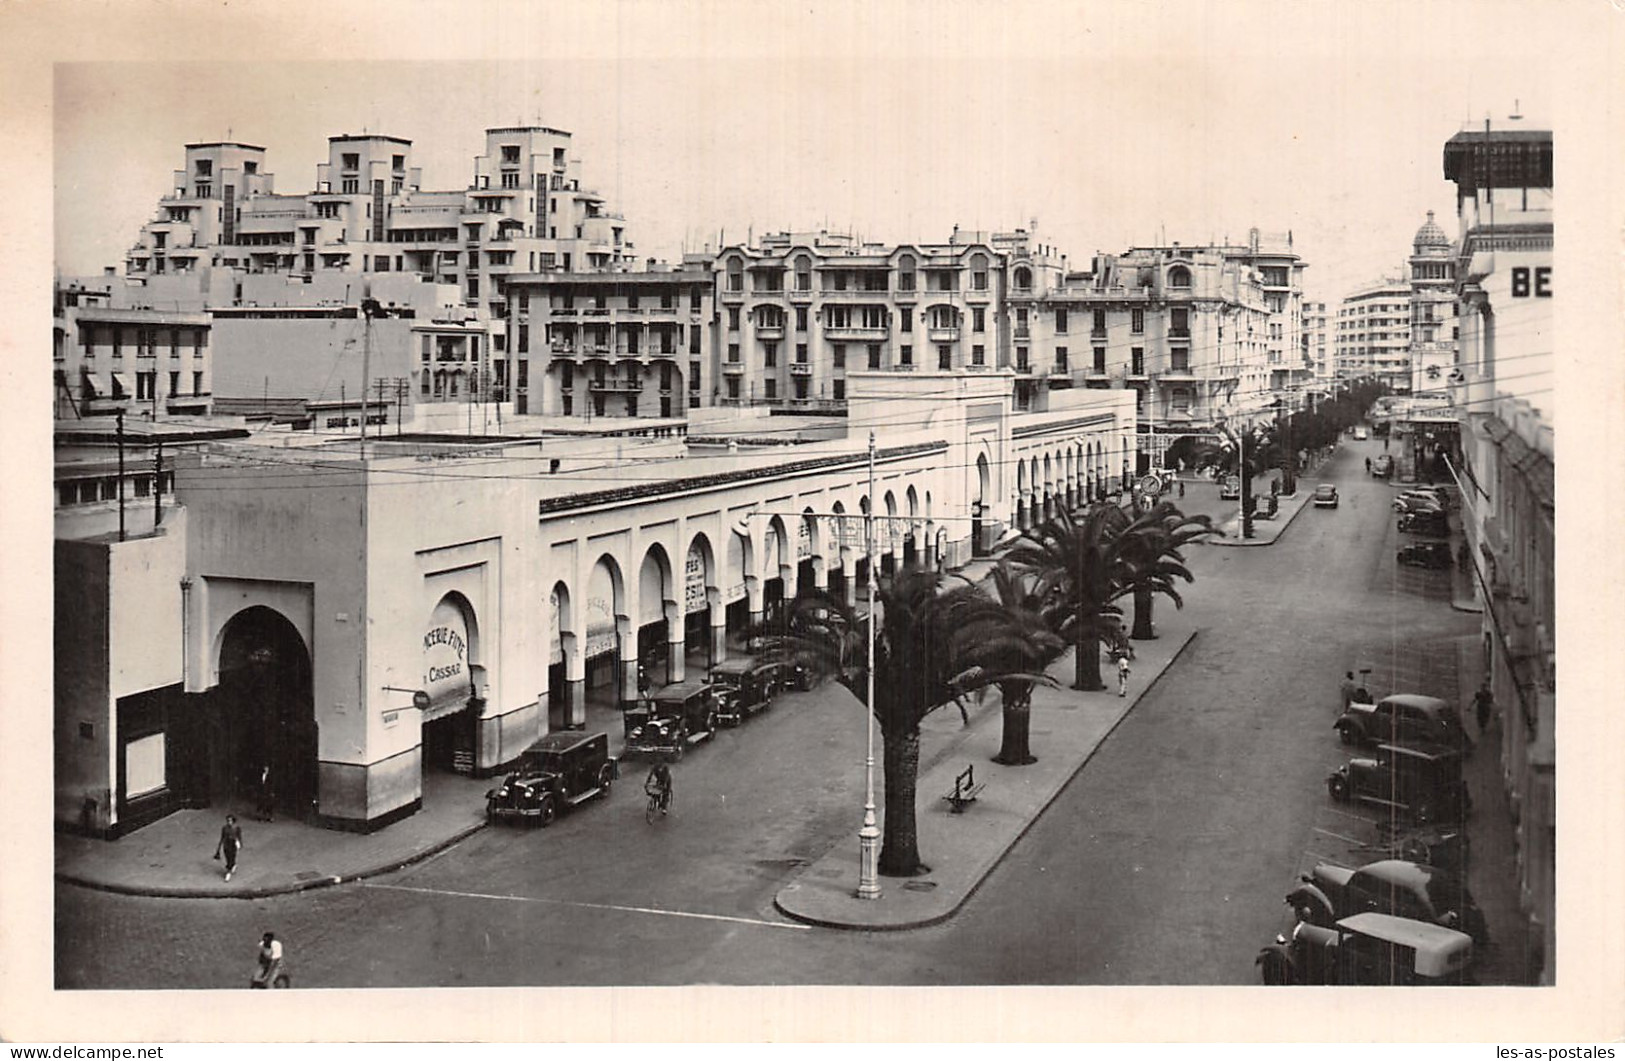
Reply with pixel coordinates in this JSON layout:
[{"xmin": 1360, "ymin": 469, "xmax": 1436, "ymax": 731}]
[{"xmin": 1412, "ymin": 210, "xmax": 1450, "ymax": 253}]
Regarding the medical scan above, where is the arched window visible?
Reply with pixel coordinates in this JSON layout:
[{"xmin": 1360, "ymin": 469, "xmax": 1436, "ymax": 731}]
[
  {"xmin": 897, "ymin": 254, "xmax": 915, "ymax": 292},
  {"xmin": 794, "ymin": 256, "xmax": 812, "ymax": 292},
  {"xmin": 1013, "ymin": 266, "xmax": 1032, "ymax": 291},
  {"xmin": 970, "ymin": 253, "xmax": 989, "ymax": 291},
  {"xmin": 726, "ymin": 257, "xmax": 743, "ymax": 292},
  {"xmin": 1168, "ymin": 266, "xmax": 1192, "ymax": 289}
]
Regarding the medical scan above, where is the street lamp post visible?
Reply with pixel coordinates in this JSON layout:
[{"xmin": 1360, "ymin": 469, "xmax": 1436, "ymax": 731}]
[{"xmin": 857, "ymin": 430, "xmax": 882, "ymax": 900}]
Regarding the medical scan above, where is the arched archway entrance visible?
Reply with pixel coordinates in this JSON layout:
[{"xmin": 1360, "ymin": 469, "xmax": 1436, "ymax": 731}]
[
  {"xmin": 213, "ymin": 606, "xmax": 316, "ymax": 819},
  {"xmin": 420, "ymin": 594, "xmax": 483, "ymax": 775}
]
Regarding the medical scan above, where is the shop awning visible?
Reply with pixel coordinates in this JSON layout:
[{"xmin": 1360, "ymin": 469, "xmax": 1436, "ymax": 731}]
[
  {"xmin": 420, "ymin": 688, "xmax": 474, "ymax": 724},
  {"xmin": 110, "ymin": 372, "xmax": 132, "ymax": 397},
  {"xmin": 81, "ymin": 372, "xmax": 108, "ymax": 396}
]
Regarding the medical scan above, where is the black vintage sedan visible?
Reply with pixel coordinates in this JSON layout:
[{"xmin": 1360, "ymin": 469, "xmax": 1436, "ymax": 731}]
[
  {"xmin": 1287, "ymin": 858, "xmax": 1489, "ymax": 944},
  {"xmin": 1327, "ymin": 742, "xmax": 1471, "ymax": 824},
  {"xmin": 1398, "ymin": 541, "xmax": 1453, "ymax": 569},
  {"xmin": 486, "ymin": 732, "xmax": 615, "ymax": 826}
]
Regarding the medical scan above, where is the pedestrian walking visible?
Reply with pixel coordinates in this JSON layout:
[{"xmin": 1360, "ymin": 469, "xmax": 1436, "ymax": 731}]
[
  {"xmin": 1116, "ymin": 653, "xmax": 1131, "ymax": 698},
  {"xmin": 1339, "ymin": 671, "xmax": 1357, "ymax": 713},
  {"xmin": 1364, "ymin": 456, "xmax": 1372, "ymax": 474},
  {"xmin": 250, "ymin": 932, "xmax": 287, "ymax": 989},
  {"xmin": 213, "ymin": 814, "xmax": 243, "ymax": 882},
  {"xmin": 1473, "ymin": 682, "xmax": 1495, "ymax": 735},
  {"xmin": 1177, "ymin": 479, "xmax": 1185, "ymax": 499}
]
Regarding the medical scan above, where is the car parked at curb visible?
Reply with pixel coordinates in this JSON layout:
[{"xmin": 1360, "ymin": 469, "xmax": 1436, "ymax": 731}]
[
  {"xmin": 1394, "ymin": 488, "xmax": 1449, "ymax": 512},
  {"xmin": 1335, "ymin": 693, "xmax": 1473, "ymax": 754},
  {"xmin": 1327, "ymin": 742, "xmax": 1471, "ymax": 824},
  {"xmin": 1371, "ymin": 454, "xmax": 1394, "ymax": 478},
  {"xmin": 485, "ymin": 732, "xmax": 615, "ymax": 826},
  {"xmin": 1218, "ymin": 476, "xmax": 1241, "ymax": 501},
  {"xmin": 623, "ymin": 679, "xmax": 719, "ymax": 760},
  {"xmin": 1398, "ymin": 541, "xmax": 1453, "ymax": 569},
  {"xmin": 1257, "ymin": 912, "xmax": 1474, "ymax": 985},
  {"xmin": 1312, "ymin": 483, "xmax": 1339, "ymax": 508},
  {"xmin": 1286, "ymin": 858, "xmax": 1489, "ymax": 945},
  {"xmin": 710, "ymin": 657, "xmax": 789, "ymax": 727},
  {"xmin": 1398, "ymin": 509, "xmax": 1450, "ymax": 537}
]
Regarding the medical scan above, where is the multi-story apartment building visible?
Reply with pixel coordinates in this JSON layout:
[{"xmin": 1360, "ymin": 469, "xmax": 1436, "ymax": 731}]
[
  {"xmin": 710, "ymin": 229, "xmax": 1022, "ymax": 410},
  {"xmin": 506, "ymin": 263, "xmax": 717, "ymax": 420},
  {"xmin": 1443, "ymin": 123, "xmax": 1554, "ymax": 984},
  {"xmin": 1335, "ymin": 276, "xmax": 1412, "ymax": 387},
  {"xmin": 124, "ymin": 127, "xmax": 632, "ymax": 321},
  {"xmin": 1015, "ymin": 229, "xmax": 1302, "ymax": 471},
  {"xmin": 1407, "ymin": 210, "xmax": 1458, "ymax": 397},
  {"xmin": 53, "ymin": 281, "xmax": 214, "ymax": 420},
  {"xmin": 1302, "ymin": 299, "xmax": 1332, "ymax": 389},
  {"xmin": 98, "ymin": 126, "xmax": 636, "ymax": 426}
]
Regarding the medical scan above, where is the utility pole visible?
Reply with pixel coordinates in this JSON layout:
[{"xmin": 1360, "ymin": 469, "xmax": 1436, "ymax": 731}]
[
  {"xmin": 1239, "ymin": 423, "xmax": 1254, "ymax": 540},
  {"xmin": 153, "ymin": 439, "xmax": 164, "ymax": 528},
  {"xmin": 116, "ymin": 410, "xmax": 127, "ymax": 542},
  {"xmin": 857, "ymin": 430, "xmax": 881, "ymax": 900}
]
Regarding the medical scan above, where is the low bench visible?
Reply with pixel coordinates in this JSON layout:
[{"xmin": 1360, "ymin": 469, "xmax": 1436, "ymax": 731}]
[{"xmin": 942, "ymin": 765, "xmax": 985, "ymax": 814}]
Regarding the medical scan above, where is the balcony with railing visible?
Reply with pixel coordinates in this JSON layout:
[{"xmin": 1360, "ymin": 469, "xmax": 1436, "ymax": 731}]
[
  {"xmin": 789, "ymin": 362, "xmax": 813, "ymax": 376},
  {"xmin": 755, "ymin": 325, "xmax": 785, "ymax": 340},
  {"xmin": 824, "ymin": 325, "xmax": 887, "ymax": 341},
  {"xmin": 927, "ymin": 327, "xmax": 960, "ymax": 342},
  {"xmin": 723, "ymin": 361, "xmax": 746, "ymax": 374},
  {"xmin": 589, "ymin": 377, "xmax": 643, "ymax": 393}
]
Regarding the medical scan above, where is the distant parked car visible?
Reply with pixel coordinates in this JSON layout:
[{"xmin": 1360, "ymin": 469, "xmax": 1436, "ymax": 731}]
[
  {"xmin": 1393, "ymin": 493, "xmax": 1445, "ymax": 515},
  {"xmin": 1398, "ymin": 541, "xmax": 1453, "ymax": 569},
  {"xmin": 1398, "ymin": 509, "xmax": 1450, "ymax": 537},
  {"xmin": 1287, "ymin": 859, "xmax": 1489, "ymax": 945},
  {"xmin": 1327, "ymin": 742, "xmax": 1471, "ymax": 825},
  {"xmin": 1312, "ymin": 483, "xmax": 1339, "ymax": 508},
  {"xmin": 1336, "ymin": 693, "xmax": 1473, "ymax": 754},
  {"xmin": 1218, "ymin": 476, "xmax": 1241, "ymax": 501},
  {"xmin": 1371, "ymin": 455, "xmax": 1394, "ymax": 478},
  {"xmin": 1395, "ymin": 487, "xmax": 1449, "ymax": 510},
  {"xmin": 485, "ymin": 732, "xmax": 615, "ymax": 826},
  {"xmin": 1352, "ymin": 426, "xmax": 1370, "ymax": 441}
]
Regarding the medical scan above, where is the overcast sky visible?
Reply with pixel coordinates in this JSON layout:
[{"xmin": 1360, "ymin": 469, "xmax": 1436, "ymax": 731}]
[{"xmin": 53, "ymin": 4, "xmax": 1553, "ymax": 307}]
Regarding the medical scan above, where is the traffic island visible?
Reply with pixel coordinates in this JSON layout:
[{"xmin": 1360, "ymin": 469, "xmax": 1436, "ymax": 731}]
[
  {"xmin": 774, "ymin": 622, "xmax": 1198, "ymax": 930},
  {"xmin": 1205, "ymin": 485, "xmax": 1315, "ymax": 547}
]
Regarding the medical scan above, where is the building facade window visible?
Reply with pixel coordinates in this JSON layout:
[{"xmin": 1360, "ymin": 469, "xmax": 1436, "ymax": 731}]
[
  {"xmin": 1131, "ymin": 347, "xmax": 1145, "ymax": 374},
  {"xmin": 971, "ymin": 344, "xmax": 984, "ymax": 366},
  {"xmin": 727, "ymin": 343, "xmax": 740, "ymax": 363},
  {"xmin": 764, "ymin": 342, "xmax": 777, "ymax": 367},
  {"xmin": 1055, "ymin": 309, "xmax": 1068, "ymax": 334},
  {"xmin": 796, "ymin": 307, "xmax": 808, "ymax": 331},
  {"xmin": 972, "ymin": 307, "xmax": 985, "ymax": 333},
  {"xmin": 832, "ymin": 379, "xmax": 845, "ymax": 400},
  {"xmin": 1055, "ymin": 346, "xmax": 1068, "ymax": 372},
  {"xmin": 1013, "ymin": 266, "xmax": 1031, "ymax": 290},
  {"xmin": 1093, "ymin": 346, "xmax": 1106, "ymax": 373},
  {"xmin": 867, "ymin": 344, "xmax": 881, "ymax": 369},
  {"xmin": 900, "ymin": 344, "xmax": 912, "ymax": 366},
  {"xmin": 727, "ymin": 307, "xmax": 740, "ymax": 331},
  {"xmin": 796, "ymin": 343, "xmax": 808, "ymax": 363},
  {"xmin": 764, "ymin": 379, "xmax": 777, "ymax": 400},
  {"xmin": 833, "ymin": 344, "xmax": 846, "ymax": 368},
  {"xmin": 938, "ymin": 345, "xmax": 953, "ymax": 370}
]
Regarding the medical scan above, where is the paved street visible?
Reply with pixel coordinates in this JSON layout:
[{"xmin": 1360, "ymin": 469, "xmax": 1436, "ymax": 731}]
[{"xmin": 56, "ymin": 440, "xmax": 1516, "ymax": 988}]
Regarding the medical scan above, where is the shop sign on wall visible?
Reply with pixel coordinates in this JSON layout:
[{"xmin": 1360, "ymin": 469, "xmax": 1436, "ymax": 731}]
[
  {"xmin": 797, "ymin": 518, "xmax": 812, "ymax": 560},
  {"xmin": 423, "ymin": 599, "xmax": 471, "ymax": 698},
  {"xmin": 685, "ymin": 545, "xmax": 707, "ymax": 611}
]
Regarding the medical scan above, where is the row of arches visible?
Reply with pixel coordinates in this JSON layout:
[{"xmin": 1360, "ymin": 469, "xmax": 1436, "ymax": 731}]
[
  {"xmin": 545, "ymin": 485, "xmax": 940, "ymax": 725},
  {"xmin": 1011, "ymin": 438, "xmax": 1126, "ymax": 530}
]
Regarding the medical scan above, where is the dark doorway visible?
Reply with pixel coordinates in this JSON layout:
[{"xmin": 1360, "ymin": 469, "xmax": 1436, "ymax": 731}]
[
  {"xmin": 213, "ymin": 607, "xmax": 317, "ymax": 820},
  {"xmin": 547, "ymin": 660, "xmax": 567, "ymax": 730}
]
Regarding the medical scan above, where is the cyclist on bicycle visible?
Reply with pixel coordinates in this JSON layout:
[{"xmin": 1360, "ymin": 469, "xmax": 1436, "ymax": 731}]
[{"xmin": 644, "ymin": 761, "xmax": 672, "ymax": 815}]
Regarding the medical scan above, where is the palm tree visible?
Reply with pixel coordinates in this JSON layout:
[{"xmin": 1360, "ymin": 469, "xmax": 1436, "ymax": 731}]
[
  {"xmin": 756, "ymin": 570, "xmax": 1049, "ymax": 876},
  {"xmin": 1001, "ymin": 503, "xmax": 1134, "ymax": 692},
  {"xmin": 974, "ymin": 562, "xmax": 1066, "ymax": 766},
  {"xmin": 1109, "ymin": 502, "xmax": 1217, "ymax": 641}
]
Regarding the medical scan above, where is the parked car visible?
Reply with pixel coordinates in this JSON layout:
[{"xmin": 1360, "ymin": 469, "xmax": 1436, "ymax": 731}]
[
  {"xmin": 1218, "ymin": 476, "xmax": 1241, "ymax": 501},
  {"xmin": 485, "ymin": 732, "xmax": 615, "ymax": 826},
  {"xmin": 1352, "ymin": 426, "xmax": 1370, "ymax": 441},
  {"xmin": 710, "ymin": 657, "xmax": 786, "ymax": 726},
  {"xmin": 1327, "ymin": 742, "xmax": 1470, "ymax": 824},
  {"xmin": 1398, "ymin": 509, "xmax": 1450, "ymax": 537},
  {"xmin": 1286, "ymin": 858, "xmax": 1489, "ymax": 944},
  {"xmin": 1394, "ymin": 487, "xmax": 1449, "ymax": 511},
  {"xmin": 1257, "ymin": 912, "xmax": 1474, "ymax": 985},
  {"xmin": 1251, "ymin": 494, "xmax": 1279, "ymax": 519},
  {"xmin": 1398, "ymin": 541, "xmax": 1453, "ymax": 570},
  {"xmin": 1312, "ymin": 483, "xmax": 1339, "ymax": 508},
  {"xmin": 1335, "ymin": 693, "xmax": 1473, "ymax": 754},
  {"xmin": 1371, "ymin": 454, "xmax": 1394, "ymax": 478},
  {"xmin": 624, "ymin": 679, "xmax": 718, "ymax": 760}
]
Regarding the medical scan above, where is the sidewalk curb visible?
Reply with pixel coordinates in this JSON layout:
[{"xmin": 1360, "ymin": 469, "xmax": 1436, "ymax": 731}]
[
  {"xmin": 1205, "ymin": 486, "xmax": 1314, "ymax": 548},
  {"xmin": 54, "ymin": 820, "xmax": 490, "ymax": 900},
  {"xmin": 774, "ymin": 628, "xmax": 1201, "ymax": 931}
]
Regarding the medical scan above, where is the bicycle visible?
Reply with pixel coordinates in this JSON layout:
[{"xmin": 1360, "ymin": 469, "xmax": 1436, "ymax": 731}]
[{"xmin": 644, "ymin": 784, "xmax": 672, "ymax": 823}]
